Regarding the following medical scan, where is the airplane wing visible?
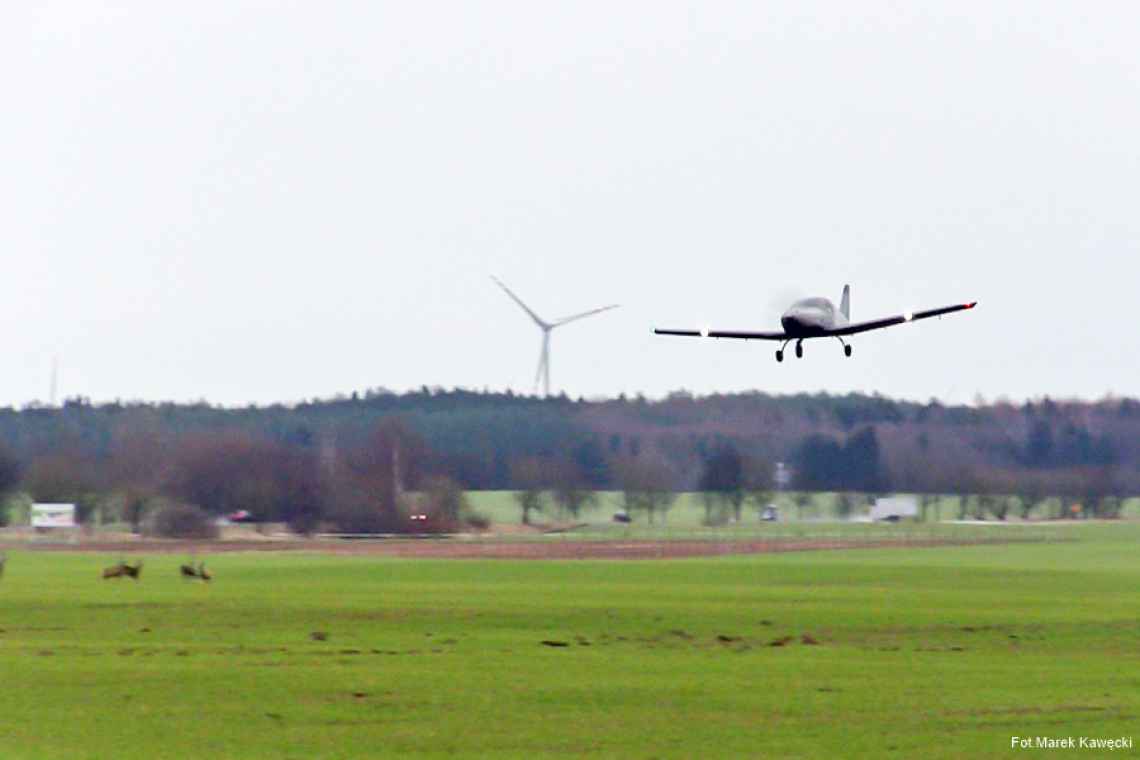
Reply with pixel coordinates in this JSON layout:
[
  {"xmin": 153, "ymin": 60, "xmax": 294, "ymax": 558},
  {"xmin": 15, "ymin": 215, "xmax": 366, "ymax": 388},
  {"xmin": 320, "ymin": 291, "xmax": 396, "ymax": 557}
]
[
  {"xmin": 827, "ymin": 302, "xmax": 977, "ymax": 337},
  {"xmin": 654, "ymin": 328, "xmax": 787, "ymax": 341}
]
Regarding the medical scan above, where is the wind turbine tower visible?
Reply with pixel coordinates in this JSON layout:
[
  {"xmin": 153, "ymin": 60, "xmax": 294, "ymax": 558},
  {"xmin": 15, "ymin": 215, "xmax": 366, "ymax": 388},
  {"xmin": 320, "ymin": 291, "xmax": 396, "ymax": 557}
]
[
  {"xmin": 50, "ymin": 357, "xmax": 59, "ymax": 407},
  {"xmin": 491, "ymin": 276, "xmax": 619, "ymax": 397}
]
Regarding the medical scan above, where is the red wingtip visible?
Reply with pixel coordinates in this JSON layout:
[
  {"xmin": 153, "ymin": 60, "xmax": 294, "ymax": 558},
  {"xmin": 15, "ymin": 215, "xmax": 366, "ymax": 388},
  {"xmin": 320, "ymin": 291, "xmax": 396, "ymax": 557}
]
[{"xmin": 965, "ymin": 301, "xmax": 977, "ymax": 309}]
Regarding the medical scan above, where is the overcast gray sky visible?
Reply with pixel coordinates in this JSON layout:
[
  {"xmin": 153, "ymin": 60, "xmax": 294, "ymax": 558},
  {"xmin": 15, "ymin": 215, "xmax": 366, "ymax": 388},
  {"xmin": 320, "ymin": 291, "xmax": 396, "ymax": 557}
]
[{"xmin": 3, "ymin": 2, "xmax": 1137, "ymax": 407}]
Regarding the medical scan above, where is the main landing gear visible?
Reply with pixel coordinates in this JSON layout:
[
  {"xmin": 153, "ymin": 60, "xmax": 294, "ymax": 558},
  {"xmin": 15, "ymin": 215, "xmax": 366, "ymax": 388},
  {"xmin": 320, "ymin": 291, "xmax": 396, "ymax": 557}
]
[
  {"xmin": 775, "ymin": 338, "xmax": 854, "ymax": 362},
  {"xmin": 775, "ymin": 339, "xmax": 791, "ymax": 362}
]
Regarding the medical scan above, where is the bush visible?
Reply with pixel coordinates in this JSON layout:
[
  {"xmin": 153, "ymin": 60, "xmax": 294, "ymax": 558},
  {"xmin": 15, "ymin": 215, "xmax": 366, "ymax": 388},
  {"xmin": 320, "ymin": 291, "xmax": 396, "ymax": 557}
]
[
  {"xmin": 464, "ymin": 512, "xmax": 491, "ymax": 531},
  {"xmin": 287, "ymin": 508, "xmax": 322, "ymax": 536},
  {"xmin": 145, "ymin": 504, "xmax": 219, "ymax": 540},
  {"xmin": 326, "ymin": 482, "xmax": 400, "ymax": 534},
  {"xmin": 420, "ymin": 476, "xmax": 496, "ymax": 531}
]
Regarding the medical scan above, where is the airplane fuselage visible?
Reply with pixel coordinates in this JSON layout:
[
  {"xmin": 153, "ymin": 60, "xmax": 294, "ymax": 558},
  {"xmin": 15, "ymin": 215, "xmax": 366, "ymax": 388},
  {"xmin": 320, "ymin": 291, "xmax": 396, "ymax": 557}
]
[{"xmin": 780, "ymin": 297, "xmax": 847, "ymax": 338}]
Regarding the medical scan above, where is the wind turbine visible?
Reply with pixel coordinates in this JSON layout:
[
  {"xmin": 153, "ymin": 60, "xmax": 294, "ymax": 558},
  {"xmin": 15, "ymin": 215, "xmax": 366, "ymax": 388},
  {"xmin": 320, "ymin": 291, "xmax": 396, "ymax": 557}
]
[{"xmin": 491, "ymin": 276, "xmax": 619, "ymax": 397}]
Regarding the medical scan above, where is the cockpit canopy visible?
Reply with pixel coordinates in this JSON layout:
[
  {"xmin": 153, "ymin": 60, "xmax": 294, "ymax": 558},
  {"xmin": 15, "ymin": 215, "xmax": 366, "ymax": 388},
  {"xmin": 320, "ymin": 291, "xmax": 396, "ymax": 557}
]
[{"xmin": 790, "ymin": 297, "xmax": 835, "ymax": 314}]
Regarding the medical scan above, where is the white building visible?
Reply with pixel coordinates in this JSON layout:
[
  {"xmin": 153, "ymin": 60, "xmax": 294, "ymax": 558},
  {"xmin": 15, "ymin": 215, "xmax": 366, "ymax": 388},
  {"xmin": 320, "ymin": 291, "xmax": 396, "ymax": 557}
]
[{"xmin": 31, "ymin": 503, "xmax": 76, "ymax": 529}]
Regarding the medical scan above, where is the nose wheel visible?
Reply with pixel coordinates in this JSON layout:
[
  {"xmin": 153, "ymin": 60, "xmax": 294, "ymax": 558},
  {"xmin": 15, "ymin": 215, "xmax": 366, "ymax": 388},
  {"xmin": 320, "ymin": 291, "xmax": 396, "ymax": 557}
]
[{"xmin": 795, "ymin": 340, "xmax": 804, "ymax": 359}]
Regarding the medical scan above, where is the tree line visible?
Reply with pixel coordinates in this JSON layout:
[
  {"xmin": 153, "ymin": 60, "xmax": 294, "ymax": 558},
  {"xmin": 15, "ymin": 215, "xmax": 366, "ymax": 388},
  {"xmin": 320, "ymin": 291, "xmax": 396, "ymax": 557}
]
[{"xmin": 0, "ymin": 389, "xmax": 1135, "ymax": 530}]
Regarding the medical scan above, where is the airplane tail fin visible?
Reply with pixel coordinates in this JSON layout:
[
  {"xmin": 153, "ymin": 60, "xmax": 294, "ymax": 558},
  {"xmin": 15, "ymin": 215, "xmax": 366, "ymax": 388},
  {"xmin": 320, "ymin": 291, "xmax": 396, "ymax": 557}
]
[{"xmin": 840, "ymin": 285, "xmax": 850, "ymax": 321}]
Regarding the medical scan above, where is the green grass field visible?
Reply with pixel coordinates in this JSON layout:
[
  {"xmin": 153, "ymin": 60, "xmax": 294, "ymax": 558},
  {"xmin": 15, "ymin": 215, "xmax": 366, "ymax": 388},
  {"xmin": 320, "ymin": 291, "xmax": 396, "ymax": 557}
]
[
  {"xmin": 465, "ymin": 490, "xmax": 1140, "ymax": 528},
  {"xmin": 1, "ymin": 524, "xmax": 1138, "ymax": 758}
]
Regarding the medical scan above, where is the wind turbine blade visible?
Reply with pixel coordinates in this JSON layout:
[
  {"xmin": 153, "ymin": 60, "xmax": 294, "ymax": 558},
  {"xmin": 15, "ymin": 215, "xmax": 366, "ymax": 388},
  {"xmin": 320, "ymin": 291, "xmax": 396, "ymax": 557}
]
[
  {"xmin": 552, "ymin": 304, "xmax": 620, "ymax": 327},
  {"xmin": 491, "ymin": 276, "xmax": 549, "ymax": 329}
]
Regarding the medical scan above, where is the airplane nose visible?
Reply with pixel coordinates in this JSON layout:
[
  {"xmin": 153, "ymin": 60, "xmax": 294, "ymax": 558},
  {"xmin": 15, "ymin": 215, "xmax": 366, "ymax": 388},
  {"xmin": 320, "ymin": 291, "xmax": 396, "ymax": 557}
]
[{"xmin": 781, "ymin": 307, "xmax": 823, "ymax": 335}]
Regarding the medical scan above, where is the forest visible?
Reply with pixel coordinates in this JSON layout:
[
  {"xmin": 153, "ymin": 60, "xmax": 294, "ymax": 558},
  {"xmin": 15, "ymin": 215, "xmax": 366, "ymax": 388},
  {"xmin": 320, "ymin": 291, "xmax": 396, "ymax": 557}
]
[{"xmin": 0, "ymin": 388, "xmax": 1134, "ymax": 531}]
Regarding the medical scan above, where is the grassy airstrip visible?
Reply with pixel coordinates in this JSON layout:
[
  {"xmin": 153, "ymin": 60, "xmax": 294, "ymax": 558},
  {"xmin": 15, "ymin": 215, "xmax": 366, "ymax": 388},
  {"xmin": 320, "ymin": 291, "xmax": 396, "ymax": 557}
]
[{"xmin": 1, "ymin": 524, "xmax": 1138, "ymax": 759}]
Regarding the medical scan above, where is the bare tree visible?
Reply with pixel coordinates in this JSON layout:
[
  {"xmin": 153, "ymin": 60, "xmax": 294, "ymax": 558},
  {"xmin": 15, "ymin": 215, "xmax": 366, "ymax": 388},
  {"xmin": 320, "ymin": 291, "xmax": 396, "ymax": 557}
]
[
  {"xmin": 121, "ymin": 490, "xmax": 153, "ymax": 534},
  {"xmin": 918, "ymin": 493, "xmax": 940, "ymax": 522},
  {"xmin": 792, "ymin": 491, "xmax": 814, "ymax": 521},
  {"xmin": 699, "ymin": 442, "xmax": 744, "ymax": 523},
  {"xmin": 1077, "ymin": 466, "xmax": 1123, "ymax": 518},
  {"xmin": 743, "ymin": 457, "xmax": 775, "ymax": 521},
  {"xmin": 165, "ymin": 432, "xmax": 324, "ymax": 533},
  {"xmin": 979, "ymin": 469, "xmax": 1017, "ymax": 520},
  {"xmin": 956, "ymin": 493, "xmax": 971, "ymax": 520},
  {"xmin": 108, "ymin": 428, "xmax": 172, "ymax": 520},
  {"xmin": 835, "ymin": 492, "xmax": 858, "ymax": 520},
  {"xmin": 550, "ymin": 460, "xmax": 597, "ymax": 520},
  {"xmin": 1015, "ymin": 472, "xmax": 1049, "ymax": 520},
  {"xmin": 511, "ymin": 457, "xmax": 548, "ymax": 525},
  {"xmin": 420, "ymin": 475, "xmax": 472, "ymax": 530},
  {"xmin": 323, "ymin": 418, "xmax": 430, "ymax": 533},
  {"xmin": 616, "ymin": 454, "xmax": 677, "ymax": 525}
]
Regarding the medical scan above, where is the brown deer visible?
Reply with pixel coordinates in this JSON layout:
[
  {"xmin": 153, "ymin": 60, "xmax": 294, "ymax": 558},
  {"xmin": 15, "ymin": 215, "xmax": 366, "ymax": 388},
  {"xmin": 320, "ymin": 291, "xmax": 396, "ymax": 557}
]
[
  {"xmin": 102, "ymin": 561, "xmax": 128, "ymax": 579},
  {"xmin": 122, "ymin": 560, "xmax": 143, "ymax": 580},
  {"xmin": 180, "ymin": 561, "xmax": 199, "ymax": 579}
]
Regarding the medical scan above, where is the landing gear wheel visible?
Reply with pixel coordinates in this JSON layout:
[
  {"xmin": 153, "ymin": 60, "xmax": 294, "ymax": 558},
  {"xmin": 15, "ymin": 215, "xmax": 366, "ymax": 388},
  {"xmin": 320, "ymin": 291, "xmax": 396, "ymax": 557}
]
[
  {"xmin": 775, "ymin": 350, "xmax": 784, "ymax": 363},
  {"xmin": 844, "ymin": 344, "xmax": 852, "ymax": 357},
  {"xmin": 795, "ymin": 342, "xmax": 804, "ymax": 359}
]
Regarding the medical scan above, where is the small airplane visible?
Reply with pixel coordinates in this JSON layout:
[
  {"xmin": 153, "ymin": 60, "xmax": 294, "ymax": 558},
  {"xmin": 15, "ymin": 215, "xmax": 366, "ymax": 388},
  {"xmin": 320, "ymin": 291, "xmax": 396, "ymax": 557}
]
[{"xmin": 654, "ymin": 285, "xmax": 976, "ymax": 362}]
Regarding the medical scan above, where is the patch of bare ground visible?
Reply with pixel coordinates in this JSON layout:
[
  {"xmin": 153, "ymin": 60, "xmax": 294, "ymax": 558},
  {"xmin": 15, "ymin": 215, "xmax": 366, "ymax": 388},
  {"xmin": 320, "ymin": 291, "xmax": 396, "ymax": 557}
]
[{"xmin": 1, "ymin": 536, "xmax": 1044, "ymax": 559}]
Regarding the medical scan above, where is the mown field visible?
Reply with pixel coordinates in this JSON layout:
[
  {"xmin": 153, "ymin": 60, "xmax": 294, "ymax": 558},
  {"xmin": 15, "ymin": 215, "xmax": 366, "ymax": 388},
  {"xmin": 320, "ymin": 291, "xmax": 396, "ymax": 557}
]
[
  {"xmin": 465, "ymin": 490, "xmax": 1140, "ymax": 530},
  {"xmin": 1, "ymin": 524, "xmax": 1138, "ymax": 759}
]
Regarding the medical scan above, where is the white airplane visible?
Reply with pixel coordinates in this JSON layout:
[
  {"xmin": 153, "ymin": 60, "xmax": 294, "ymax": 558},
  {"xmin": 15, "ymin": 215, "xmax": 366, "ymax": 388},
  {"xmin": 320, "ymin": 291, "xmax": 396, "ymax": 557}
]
[{"xmin": 655, "ymin": 285, "xmax": 976, "ymax": 362}]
